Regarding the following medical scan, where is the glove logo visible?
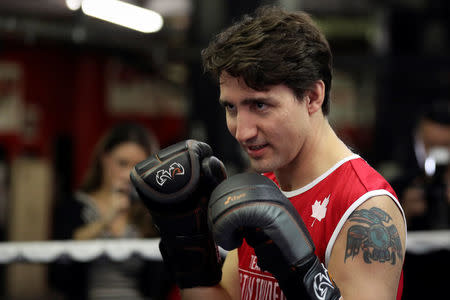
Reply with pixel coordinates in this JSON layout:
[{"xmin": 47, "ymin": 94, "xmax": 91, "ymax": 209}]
[
  {"xmin": 224, "ymin": 193, "xmax": 246, "ymax": 205},
  {"xmin": 313, "ymin": 264, "xmax": 335, "ymax": 300},
  {"xmin": 155, "ymin": 162, "xmax": 185, "ymax": 186}
]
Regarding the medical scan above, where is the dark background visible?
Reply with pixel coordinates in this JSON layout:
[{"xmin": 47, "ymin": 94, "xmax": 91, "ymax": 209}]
[{"xmin": 0, "ymin": 0, "xmax": 448, "ymax": 299}]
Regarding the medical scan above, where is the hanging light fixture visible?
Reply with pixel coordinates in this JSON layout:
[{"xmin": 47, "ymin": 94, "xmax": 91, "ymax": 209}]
[{"xmin": 78, "ymin": 0, "xmax": 163, "ymax": 33}]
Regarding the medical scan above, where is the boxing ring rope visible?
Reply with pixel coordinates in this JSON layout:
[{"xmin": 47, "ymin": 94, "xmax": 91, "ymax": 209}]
[
  {"xmin": 404, "ymin": 230, "xmax": 450, "ymax": 255},
  {"xmin": 0, "ymin": 239, "xmax": 162, "ymax": 263},
  {"xmin": 0, "ymin": 231, "xmax": 448, "ymax": 263}
]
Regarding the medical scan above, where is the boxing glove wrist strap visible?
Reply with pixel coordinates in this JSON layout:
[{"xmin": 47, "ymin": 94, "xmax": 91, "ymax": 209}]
[
  {"xmin": 297, "ymin": 256, "xmax": 341, "ymax": 300},
  {"xmin": 159, "ymin": 232, "xmax": 222, "ymax": 288},
  {"xmin": 154, "ymin": 208, "xmax": 222, "ymax": 289},
  {"xmin": 251, "ymin": 237, "xmax": 341, "ymax": 300}
]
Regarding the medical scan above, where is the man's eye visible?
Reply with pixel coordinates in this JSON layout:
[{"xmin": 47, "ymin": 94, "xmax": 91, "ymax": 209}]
[
  {"xmin": 224, "ymin": 103, "xmax": 235, "ymax": 111},
  {"xmin": 255, "ymin": 102, "xmax": 267, "ymax": 110}
]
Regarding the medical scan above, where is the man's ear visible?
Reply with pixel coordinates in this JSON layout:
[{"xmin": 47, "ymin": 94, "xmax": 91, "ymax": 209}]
[{"xmin": 305, "ymin": 80, "xmax": 325, "ymax": 115}]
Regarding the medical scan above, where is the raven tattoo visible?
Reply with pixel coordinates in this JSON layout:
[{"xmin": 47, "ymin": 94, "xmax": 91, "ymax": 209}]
[{"xmin": 345, "ymin": 207, "xmax": 403, "ymax": 265}]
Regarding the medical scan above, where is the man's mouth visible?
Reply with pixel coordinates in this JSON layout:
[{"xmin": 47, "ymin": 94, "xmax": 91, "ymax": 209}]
[
  {"xmin": 245, "ymin": 143, "xmax": 268, "ymax": 157},
  {"xmin": 248, "ymin": 144, "xmax": 267, "ymax": 151}
]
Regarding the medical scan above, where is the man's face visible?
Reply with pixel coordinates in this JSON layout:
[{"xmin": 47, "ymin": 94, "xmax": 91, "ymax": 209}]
[{"xmin": 219, "ymin": 73, "xmax": 312, "ymax": 173}]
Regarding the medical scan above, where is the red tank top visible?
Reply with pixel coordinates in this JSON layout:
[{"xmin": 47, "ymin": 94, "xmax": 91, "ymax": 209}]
[{"xmin": 238, "ymin": 155, "xmax": 405, "ymax": 300}]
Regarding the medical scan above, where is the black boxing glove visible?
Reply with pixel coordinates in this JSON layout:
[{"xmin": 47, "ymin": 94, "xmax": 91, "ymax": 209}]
[
  {"xmin": 130, "ymin": 139, "xmax": 227, "ymax": 288},
  {"xmin": 208, "ymin": 172, "xmax": 341, "ymax": 300}
]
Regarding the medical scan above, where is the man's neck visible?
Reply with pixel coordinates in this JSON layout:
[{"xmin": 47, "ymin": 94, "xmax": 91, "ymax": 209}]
[{"xmin": 275, "ymin": 119, "xmax": 353, "ymax": 192}]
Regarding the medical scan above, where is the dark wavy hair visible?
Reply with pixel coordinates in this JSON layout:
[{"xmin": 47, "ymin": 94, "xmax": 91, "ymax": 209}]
[
  {"xmin": 80, "ymin": 122, "xmax": 159, "ymax": 193},
  {"xmin": 201, "ymin": 5, "xmax": 333, "ymax": 115}
]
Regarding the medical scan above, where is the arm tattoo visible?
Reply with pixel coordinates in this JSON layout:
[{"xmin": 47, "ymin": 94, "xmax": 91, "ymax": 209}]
[{"xmin": 345, "ymin": 207, "xmax": 403, "ymax": 265}]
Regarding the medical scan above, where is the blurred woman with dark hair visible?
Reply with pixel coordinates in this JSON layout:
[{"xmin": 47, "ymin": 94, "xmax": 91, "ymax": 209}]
[
  {"xmin": 73, "ymin": 122, "xmax": 158, "ymax": 241},
  {"xmin": 50, "ymin": 122, "xmax": 172, "ymax": 300}
]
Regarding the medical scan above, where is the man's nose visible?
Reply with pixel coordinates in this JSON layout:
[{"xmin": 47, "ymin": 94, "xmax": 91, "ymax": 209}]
[{"xmin": 234, "ymin": 112, "xmax": 257, "ymax": 143}]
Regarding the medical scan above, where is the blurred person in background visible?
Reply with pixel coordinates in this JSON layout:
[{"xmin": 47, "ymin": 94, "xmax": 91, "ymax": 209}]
[
  {"xmin": 49, "ymin": 122, "xmax": 172, "ymax": 300},
  {"xmin": 392, "ymin": 100, "xmax": 450, "ymax": 230}
]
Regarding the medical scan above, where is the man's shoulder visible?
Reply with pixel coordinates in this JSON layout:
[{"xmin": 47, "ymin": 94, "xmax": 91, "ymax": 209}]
[{"xmin": 347, "ymin": 158, "xmax": 396, "ymax": 194}]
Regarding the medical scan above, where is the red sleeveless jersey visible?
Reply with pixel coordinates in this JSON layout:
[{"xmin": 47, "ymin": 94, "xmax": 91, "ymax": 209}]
[{"xmin": 238, "ymin": 155, "xmax": 405, "ymax": 300}]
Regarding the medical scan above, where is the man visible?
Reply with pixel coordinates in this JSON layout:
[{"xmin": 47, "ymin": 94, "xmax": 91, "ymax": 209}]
[{"xmin": 131, "ymin": 5, "xmax": 406, "ymax": 300}]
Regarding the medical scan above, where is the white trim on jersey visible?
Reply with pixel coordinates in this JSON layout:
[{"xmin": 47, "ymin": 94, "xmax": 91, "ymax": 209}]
[
  {"xmin": 280, "ymin": 154, "xmax": 361, "ymax": 198},
  {"xmin": 324, "ymin": 189, "xmax": 407, "ymax": 267}
]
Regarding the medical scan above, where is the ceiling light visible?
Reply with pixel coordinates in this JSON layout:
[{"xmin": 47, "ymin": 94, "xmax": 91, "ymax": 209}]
[
  {"xmin": 66, "ymin": 0, "xmax": 82, "ymax": 11},
  {"xmin": 81, "ymin": 0, "xmax": 163, "ymax": 33}
]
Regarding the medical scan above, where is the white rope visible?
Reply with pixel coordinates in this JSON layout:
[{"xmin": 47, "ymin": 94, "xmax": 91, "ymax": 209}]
[
  {"xmin": 0, "ymin": 230, "xmax": 447, "ymax": 263},
  {"xmin": 405, "ymin": 230, "xmax": 450, "ymax": 255},
  {"xmin": 0, "ymin": 238, "xmax": 162, "ymax": 263}
]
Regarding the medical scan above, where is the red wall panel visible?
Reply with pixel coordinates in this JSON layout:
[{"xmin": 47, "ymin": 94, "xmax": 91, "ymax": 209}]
[{"xmin": 0, "ymin": 43, "xmax": 186, "ymax": 190}]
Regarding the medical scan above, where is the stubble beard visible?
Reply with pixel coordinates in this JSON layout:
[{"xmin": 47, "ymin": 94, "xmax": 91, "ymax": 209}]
[{"xmin": 248, "ymin": 157, "xmax": 277, "ymax": 174}]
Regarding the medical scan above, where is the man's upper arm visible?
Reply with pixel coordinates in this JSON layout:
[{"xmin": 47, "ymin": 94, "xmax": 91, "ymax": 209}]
[{"xmin": 328, "ymin": 195, "xmax": 406, "ymax": 300}]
